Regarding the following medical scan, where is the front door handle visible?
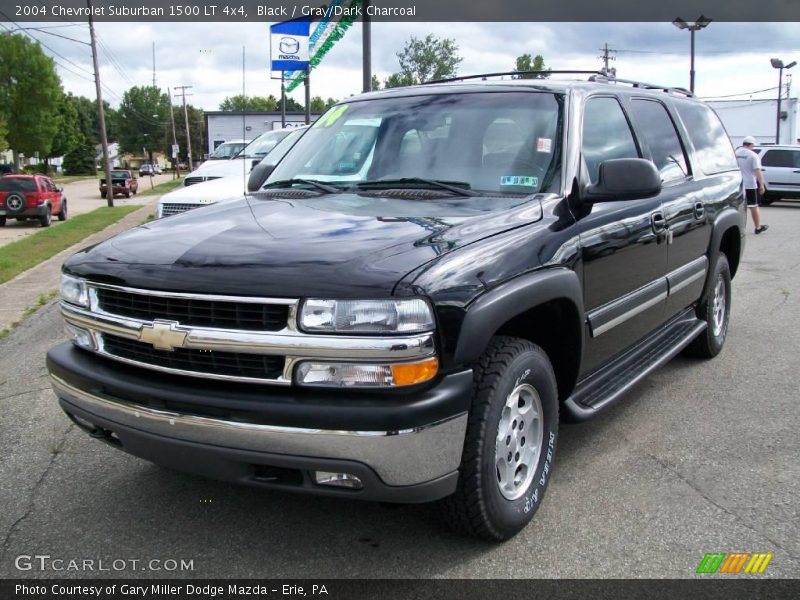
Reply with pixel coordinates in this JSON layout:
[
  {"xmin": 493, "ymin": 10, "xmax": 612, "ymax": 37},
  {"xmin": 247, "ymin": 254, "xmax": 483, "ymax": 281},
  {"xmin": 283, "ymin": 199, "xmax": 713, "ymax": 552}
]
[
  {"xmin": 694, "ymin": 202, "xmax": 705, "ymax": 219},
  {"xmin": 651, "ymin": 212, "xmax": 666, "ymax": 234}
]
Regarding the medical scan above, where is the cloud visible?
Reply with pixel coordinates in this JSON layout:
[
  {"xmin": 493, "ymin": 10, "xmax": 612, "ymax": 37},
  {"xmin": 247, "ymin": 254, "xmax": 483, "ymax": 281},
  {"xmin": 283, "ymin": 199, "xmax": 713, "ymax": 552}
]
[{"xmin": 18, "ymin": 21, "xmax": 800, "ymax": 109}]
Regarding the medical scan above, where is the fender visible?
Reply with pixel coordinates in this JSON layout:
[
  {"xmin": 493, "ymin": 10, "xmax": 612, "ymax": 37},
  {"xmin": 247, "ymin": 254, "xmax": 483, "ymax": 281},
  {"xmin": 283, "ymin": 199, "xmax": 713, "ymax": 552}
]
[
  {"xmin": 702, "ymin": 206, "xmax": 743, "ymax": 300},
  {"xmin": 452, "ymin": 267, "xmax": 584, "ymax": 366}
]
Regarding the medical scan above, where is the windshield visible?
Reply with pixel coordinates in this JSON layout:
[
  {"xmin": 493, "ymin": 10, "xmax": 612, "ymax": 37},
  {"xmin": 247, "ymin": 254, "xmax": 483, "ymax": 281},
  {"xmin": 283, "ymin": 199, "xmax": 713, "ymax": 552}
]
[
  {"xmin": 110, "ymin": 170, "xmax": 129, "ymax": 178},
  {"xmin": 237, "ymin": 129, "xmax": 293, "ymax": 159},
  {"xmin": 209, "ymin": 141, "xmax": 246, "ymax": 160},
  {"xmin": 260, "ymin": 128, "xmax": 306, "ymax": 166},
  {"xmin": 267, "ymin": 92, "xmax": 563, "ymax": 195}
]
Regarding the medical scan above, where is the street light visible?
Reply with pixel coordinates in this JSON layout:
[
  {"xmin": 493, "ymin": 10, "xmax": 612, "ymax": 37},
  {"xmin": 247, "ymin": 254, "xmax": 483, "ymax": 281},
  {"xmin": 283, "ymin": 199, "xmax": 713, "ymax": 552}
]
[
  {"xmin": 672, "ymin": 15, "xmax": 712, "ymax": 94},
  {"xmin": 771, "ymin": 58, "xmax": 796, "ymax": 144}
]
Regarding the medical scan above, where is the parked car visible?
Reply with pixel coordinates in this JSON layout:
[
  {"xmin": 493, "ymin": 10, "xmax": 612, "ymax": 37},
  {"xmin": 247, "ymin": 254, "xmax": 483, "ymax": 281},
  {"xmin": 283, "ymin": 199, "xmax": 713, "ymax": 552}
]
[
  {"xmin": 752, "ymin": 144, "xmax": 800, "ymax": 204},
  {"xmin": 183, "ymin": 128, "xmax": 296, "ymax": 186},
  {"xmin": 99, "ymin": 169, "xmax": 138, "ymax": 198},
  {"xmin": 207, "ymin": 139, "xmax": 247, "ymax": 160},
  {"xmin": 49, "ymin": 74, "xmax": 745, "ymax": 540},
  {"xmin": 0, "ymin": 174, "xmax": 67, "ymax": 227},
  {"xmin": 156, "ymin": 127, "xmax": 308, "ymax": 218},
  {"xmin": 138, "ymin": 164, "xmax": 155, "ymax": 176}
]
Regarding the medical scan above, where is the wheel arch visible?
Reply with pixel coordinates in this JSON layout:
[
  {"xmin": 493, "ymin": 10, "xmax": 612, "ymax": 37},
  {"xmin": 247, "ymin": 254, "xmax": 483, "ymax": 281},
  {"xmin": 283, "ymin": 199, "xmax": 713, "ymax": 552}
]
[
  {"xmin": 453, "ymin": 268, "xmax": 584, "ymax": 401},
  {"xmin": 704, "ymin": 208, "xmax": 743, "ymax": 300}
]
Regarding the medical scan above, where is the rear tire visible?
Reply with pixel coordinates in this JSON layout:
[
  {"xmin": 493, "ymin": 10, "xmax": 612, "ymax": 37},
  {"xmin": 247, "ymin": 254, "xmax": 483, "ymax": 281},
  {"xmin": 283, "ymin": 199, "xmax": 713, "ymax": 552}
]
[
  {"xmin": 0, "ymin": 216, "xmax": 5, "ymax": 227},
  {"xmin": 685, "ymin": 254, "xmax": 731, "ymax": 358},
  {"xmin": 57, "ymin": 199, "xmax": 67, "ymax": 221},
  {"xmin": 439, "ymin": 336, "xmax": 559, "ymax": 541},
  {"xmin": 761, "ymin": 193, "xmax": 775, "ymax": 206},
  {"xmin": 125, "ymin": 191, "xmax": 131, "ymax": 198}
]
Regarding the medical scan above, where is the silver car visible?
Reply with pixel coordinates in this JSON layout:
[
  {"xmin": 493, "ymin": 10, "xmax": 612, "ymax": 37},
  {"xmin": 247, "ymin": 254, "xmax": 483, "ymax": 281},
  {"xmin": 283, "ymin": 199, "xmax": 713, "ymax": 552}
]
[{"xmin": 753, "ymin": 144, "xmax": 800, "ymax": 204}]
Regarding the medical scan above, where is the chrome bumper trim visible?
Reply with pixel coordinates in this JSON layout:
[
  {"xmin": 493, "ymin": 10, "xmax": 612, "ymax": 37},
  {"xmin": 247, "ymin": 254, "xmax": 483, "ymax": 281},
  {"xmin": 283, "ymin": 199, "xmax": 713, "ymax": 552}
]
[{"xmin": 51, "ymin": 374, "xmax": 467, "ymax": 486}]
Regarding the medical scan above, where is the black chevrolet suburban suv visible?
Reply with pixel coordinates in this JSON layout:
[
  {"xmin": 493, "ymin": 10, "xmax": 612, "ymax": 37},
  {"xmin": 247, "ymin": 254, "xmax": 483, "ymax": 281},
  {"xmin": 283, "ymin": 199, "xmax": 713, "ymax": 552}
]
[{"xmin": 47, "ymin": 73, "xmax": 745, "ymax": 540}]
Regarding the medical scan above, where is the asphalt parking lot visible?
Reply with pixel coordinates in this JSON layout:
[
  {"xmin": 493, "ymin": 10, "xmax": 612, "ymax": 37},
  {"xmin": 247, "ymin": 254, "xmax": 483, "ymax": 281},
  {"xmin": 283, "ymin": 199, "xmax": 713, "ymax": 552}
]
[{"xmin": 0, "ymin": 202, "xmax": 798, "ymax": 579}]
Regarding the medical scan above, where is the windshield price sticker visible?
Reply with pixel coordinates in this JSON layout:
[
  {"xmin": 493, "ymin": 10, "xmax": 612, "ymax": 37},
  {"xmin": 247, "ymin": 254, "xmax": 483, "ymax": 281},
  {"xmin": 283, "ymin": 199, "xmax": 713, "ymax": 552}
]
[
  {"xmin": 501, "ymin": 175, "xmax": 538, "ymax": 187},
  {"xmin": 537, "ymin": 138, "xmax": 553, "ymax": 153}
]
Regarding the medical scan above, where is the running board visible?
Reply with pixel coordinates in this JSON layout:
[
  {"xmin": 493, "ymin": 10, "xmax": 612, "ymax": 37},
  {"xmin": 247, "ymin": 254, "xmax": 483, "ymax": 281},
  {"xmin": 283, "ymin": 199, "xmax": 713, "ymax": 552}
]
[{"xmin": 564, "ymin": 310, "xmax": 706, "ymax": 421}]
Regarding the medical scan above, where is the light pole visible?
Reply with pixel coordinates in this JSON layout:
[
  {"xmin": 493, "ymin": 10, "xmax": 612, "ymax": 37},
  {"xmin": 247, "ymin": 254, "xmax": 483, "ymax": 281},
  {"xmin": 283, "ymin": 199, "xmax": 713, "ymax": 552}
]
[
  {"xmin": 672, "ymin": 15, "xmax": 712, "ymax": 94},
  {"xmin": 771, "ymin": 58, "xmax": 796, "ymax": 144}
]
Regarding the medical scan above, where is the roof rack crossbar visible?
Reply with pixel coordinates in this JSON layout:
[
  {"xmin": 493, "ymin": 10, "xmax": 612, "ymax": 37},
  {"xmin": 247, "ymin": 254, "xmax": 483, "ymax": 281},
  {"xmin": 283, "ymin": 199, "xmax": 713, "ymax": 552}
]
[
  {"xmin": 589, "ymin": 74, "xmax": 695, "ymax": 97},
  {"xmin": 422, "ymin": 70, "xmax": 605, "ymax": 85}
]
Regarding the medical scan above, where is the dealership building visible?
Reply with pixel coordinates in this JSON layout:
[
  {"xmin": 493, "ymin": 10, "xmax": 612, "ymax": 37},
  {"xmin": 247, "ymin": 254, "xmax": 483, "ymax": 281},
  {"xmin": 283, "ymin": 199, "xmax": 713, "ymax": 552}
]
[
  {"xmin": 709, "ymin": 98, "xmax": 799, "ymax": 146},
  {"xmin": 204, "ymin": 111, "xmax": 322, "ymax": 154}
]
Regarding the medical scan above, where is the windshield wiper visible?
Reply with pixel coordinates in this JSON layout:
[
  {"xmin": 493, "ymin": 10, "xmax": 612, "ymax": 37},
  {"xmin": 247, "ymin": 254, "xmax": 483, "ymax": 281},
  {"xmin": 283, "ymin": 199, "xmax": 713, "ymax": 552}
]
[
  {"xmin": 357, "ymin": 177, "xmax": 479, "ymax": 197},
  {"xmin": 262, "ymin": 178, "xmax": 342, "ymax": 194}
]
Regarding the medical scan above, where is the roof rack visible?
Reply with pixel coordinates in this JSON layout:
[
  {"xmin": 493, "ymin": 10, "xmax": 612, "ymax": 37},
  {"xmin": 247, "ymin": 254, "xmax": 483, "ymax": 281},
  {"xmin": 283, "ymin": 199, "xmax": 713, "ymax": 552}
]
[
  {"xmin": 588, "ymin": 74, "xmax": 695, "ymax": 97},
  {"xmin": 422, "ymin": 70, "xmax": 604, "ymax": 85},
  {"xmin": 421, "ymin": 70, "xmax": 695, "ymax": 98}
]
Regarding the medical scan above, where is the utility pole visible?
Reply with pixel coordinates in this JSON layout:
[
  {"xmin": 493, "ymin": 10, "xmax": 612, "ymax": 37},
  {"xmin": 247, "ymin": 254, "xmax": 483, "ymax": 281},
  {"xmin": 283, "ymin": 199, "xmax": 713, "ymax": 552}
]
[
  {"xmin": 152, "ymin": 41, "xmax": 156, "ymax": 88},
  {"xmin": 362, "ymin": 0, "xmax": 372, "ymax": 92},
  {"xmin": 598, "ymin": 43, "xmax": 616, "ymax": 77},
  {"xmin": 304, "ymin": 72, "xmax": 311, "ymax": 125},
  {"xmin": 167, "ymin": 87, "xmax": 179, "ymax": 179},
  {"xmin": 174, "ymin": 85, "xmax": 194, "ymax": 171},
  {"xmin": 87, "ymin": 0, "xmax": 114, "ymax": 207}
]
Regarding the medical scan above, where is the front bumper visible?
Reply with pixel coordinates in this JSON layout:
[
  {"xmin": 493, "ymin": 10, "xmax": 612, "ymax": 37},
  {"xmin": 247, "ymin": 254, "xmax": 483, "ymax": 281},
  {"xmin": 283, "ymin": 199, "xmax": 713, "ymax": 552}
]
[{"xmin": 47, "ymin": 343, "xmax": 471, "ymax": 502}]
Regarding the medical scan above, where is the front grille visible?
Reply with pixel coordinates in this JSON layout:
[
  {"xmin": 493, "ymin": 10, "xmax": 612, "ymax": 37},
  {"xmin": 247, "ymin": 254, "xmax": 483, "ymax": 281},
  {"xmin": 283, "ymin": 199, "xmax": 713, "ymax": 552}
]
[
  {"xmin": 96, "ymin": 288, "xmax": 289, "ymax": 332},
  {"xmin": 184, "ymin": 176, "xmax": 221, "ymax": 187},
  {"xmin": 161, "ymin": 203, "xmax": 201, "ymax": 217},
  {"xmin": 102, "ymin": 334, "xmax": 285, "ymax": 380}
]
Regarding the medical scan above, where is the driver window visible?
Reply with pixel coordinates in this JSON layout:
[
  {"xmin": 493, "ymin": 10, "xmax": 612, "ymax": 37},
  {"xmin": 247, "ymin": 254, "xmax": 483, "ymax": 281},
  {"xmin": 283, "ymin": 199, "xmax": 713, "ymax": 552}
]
[{"xmin": 582, "ymin": 97, "xmax": 639, "ymax": 184}]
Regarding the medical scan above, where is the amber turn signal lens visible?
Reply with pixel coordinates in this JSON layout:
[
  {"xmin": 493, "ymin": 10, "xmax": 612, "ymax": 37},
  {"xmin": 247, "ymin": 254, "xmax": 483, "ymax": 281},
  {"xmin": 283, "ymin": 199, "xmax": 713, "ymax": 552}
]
[{"xmin": 390, "ymin": 358, "xmax": 439, "ymax": 386}]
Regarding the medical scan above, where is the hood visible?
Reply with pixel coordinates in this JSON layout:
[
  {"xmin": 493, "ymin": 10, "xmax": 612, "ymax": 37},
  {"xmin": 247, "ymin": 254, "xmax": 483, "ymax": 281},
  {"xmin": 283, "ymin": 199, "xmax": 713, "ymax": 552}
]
[
  {"xmin": 159, "ymin": 175, "xmax": 247, "ymax": 206},
  {"xmin": 187, "ymin": 158, "xmax": 250, "ymax": 178},
  {"xmin": 65, "ymin": 192, "xmax": 543, "ymax": 298}
]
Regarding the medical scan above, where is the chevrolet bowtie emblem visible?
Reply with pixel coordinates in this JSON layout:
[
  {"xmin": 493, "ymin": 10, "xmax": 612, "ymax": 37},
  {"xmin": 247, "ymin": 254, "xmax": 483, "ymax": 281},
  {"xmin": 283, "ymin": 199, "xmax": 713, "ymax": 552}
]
[{"xmin": 138, "ymin": 320, "xmax": 189, "ymax": 351}]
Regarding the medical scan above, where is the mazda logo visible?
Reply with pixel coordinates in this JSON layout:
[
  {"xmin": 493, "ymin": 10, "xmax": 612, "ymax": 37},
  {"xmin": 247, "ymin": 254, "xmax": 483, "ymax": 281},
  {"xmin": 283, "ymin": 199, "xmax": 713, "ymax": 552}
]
[
  {"xmin": 6, "ymin": 193, "xmax": 23, "ymax": 211},
  {"xmin": 279, "ymin": 37, "xmax": 300, "ymax": 54}
]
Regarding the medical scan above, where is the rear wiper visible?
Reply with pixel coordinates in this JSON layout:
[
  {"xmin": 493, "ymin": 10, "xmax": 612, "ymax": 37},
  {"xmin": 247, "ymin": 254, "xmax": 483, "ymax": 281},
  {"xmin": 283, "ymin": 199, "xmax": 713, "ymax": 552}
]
[
  {"xmin": 357, "ymin": 177, "xmax": 478, "ymax": 196},
  {"xmin": 262, "ymin": 178, "xmax": 342, "ymax": 194}
]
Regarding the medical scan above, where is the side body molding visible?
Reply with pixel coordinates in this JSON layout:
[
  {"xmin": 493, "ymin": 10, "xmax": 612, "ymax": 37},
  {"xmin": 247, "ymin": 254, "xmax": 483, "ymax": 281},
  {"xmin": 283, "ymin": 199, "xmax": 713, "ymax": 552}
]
[{"xmin": 452, "ymin": 268, "xmax": 585, "ymax": 367}]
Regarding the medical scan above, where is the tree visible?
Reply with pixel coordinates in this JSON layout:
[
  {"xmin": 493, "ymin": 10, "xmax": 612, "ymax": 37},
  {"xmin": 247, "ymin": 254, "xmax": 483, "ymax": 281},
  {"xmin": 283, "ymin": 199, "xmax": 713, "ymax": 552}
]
[
  {"xmin": 383, "ymin": 72, "xmax": 415, "ymax": 89},
  {"xmin": 0, "ymin": 34, "xmax": 62, "ymax": 162},
  {"xmin": 173, "ymin": 104, "xmax": 206, "ymax": 163},
  {"xmin": 309, "ymin": 96, "xmax": 338, "ymax": 112},
  {"xmin": 219, "ymin": 94, "xmax": 279, "ymax": 111},
  {"xmin": 47, "ymin": 93, "xmax": 82, "ymax": 167},
  {"xmin": 390, "ymin": 34, "xmax": 462, "ymax": 86},
  {"xmin": 116, "ymin": 86, "xmax": 170, "ymax": 160},
  {"xmin": 513, "ymin": 54, "xmax": 550, "ymax": 79},
  {"xmin": 62, "ymin": 138, "xmax": 96, "ymax": 175},
  {"xmin": 370, "ymin": 74, "xmax": 381, "ymax": 91},
  {"xmin": 0, "ymin": 116, "xmax": 7, "ymax": 152}
]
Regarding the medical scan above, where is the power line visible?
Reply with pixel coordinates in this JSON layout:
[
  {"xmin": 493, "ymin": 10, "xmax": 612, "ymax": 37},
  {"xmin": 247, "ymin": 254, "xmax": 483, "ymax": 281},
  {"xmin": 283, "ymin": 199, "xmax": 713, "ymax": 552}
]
[{"xmin": 700, "ymin": 86, "xmax": 779, "ymax": 99}]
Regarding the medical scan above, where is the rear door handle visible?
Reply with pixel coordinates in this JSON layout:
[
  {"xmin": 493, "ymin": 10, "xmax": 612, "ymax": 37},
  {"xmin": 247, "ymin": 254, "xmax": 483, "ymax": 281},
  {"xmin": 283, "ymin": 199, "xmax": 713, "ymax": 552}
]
[
  {"xmin": 694, "ymin": 202, "xmax": 705, "ymax": 219},
  {"xmin": 651, "ymin": 212, "xmax": 666, "ymax": 234}
]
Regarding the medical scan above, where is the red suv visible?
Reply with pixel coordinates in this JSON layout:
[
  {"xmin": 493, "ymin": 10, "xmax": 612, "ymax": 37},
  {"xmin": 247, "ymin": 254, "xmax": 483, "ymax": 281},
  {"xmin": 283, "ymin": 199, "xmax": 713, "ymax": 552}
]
[{"xmin": 0, "ymin": 175, "xmax": 67, "ymax": 227}]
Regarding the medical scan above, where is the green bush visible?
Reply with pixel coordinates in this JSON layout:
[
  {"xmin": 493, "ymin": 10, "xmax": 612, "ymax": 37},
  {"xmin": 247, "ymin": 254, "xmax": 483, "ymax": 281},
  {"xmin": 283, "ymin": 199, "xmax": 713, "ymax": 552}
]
[{"xmin": 63, "ymin": 139, "xmax": 96, "ymax": 175}]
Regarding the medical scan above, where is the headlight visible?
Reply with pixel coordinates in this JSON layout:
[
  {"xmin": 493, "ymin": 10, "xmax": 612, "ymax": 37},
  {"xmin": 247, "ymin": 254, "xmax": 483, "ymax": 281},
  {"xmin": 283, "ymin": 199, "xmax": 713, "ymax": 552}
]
[
  {"xmin": 60, "ymin": 274, "xmax": 89, "ymax": 307},
  {"xmin": 296, "ymin": 358, "xmax": 439, "ymax": 388},
  {"xmin": 299, "ymin": 298, "xmax": 434, "ymax": 334}
]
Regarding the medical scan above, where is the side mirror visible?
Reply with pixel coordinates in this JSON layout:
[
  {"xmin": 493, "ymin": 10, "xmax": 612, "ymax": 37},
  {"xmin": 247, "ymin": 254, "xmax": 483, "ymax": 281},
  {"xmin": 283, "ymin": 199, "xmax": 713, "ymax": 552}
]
[
  {"xmin": 56, "ymin": 186, "xmax": 63, "ymax": 192},
  {"xmin": 248, "ymin": 162, "xmax": 276, "ymax": 192},
  {"xmin": 584, "ymin": 158, "xmax": 661, "ymax": 202}
]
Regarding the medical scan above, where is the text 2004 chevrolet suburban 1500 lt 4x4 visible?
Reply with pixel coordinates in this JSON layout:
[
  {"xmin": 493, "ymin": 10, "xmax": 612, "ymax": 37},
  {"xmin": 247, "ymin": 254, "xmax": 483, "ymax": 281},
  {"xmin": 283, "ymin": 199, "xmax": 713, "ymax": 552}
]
[{"xmin": 48, "ymin": 73, "xmax": 745, "ymax": 540}]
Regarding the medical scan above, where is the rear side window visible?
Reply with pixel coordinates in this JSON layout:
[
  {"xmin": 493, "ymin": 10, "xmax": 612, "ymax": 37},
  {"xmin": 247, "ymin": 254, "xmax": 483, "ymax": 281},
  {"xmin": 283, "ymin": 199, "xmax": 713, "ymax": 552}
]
[
  {"xmin": 0, "ymin": 178, "xmax": 37, "ymax": 192},
  {"xmin": 675, "ymin": 102, "xmax": 738, "ymax": 174},
  {"xmin": 582, "ymin": 97, "xmax": 640, "ymax": 183},
  {"xmin": 760, "ymin": 149, "xmax": 800, "ymax": 168},
  {"xmin": 630, "ymin": 99, "xmax": 689, "ymax": 184}
]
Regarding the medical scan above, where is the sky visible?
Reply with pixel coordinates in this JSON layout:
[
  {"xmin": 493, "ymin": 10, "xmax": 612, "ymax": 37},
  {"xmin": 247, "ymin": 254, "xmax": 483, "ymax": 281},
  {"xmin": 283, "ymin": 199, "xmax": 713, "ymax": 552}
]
[{"xmin": 6, "ymin": 21, "xmax": 800, "ymax": 109}]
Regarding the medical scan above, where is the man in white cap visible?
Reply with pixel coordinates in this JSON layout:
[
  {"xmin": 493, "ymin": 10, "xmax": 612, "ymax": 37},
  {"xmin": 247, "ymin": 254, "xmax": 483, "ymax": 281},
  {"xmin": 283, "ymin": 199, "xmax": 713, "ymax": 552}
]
[{"xmin": 735, "ymin": 136, "xmax": 768, "ymax": 234}]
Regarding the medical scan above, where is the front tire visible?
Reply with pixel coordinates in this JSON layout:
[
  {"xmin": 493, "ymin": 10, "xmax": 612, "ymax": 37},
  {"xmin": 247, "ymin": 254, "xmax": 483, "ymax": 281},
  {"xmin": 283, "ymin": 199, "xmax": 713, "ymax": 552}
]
[
  {"xmin": 685, "ymin": 254, "xmax": 731, "ymax": 358},
  {"xmin": 439, "ymin": 336, "xmax": 559, "ymax": 541},
  {"xmin": 39, "ymin": 209, "xmax": 52, "ymax": 228},
  {"xmin": 57, "ymin": 199, "xmax": 68, "ymax": 221}
]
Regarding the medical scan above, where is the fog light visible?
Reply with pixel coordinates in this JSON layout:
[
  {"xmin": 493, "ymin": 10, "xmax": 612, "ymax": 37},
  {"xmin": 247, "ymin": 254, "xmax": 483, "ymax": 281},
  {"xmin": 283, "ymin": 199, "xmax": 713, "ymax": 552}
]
[
  {"xmin": 65, "ymin": 323, "xmax": 96, "ymax": 350},
  {"xmin": 314, "ymin": 471, "xmax": 363, "ymax": 490},
  {"xmin": 296, "ymin": 357, "xmax": 438, "ymax": 388}
]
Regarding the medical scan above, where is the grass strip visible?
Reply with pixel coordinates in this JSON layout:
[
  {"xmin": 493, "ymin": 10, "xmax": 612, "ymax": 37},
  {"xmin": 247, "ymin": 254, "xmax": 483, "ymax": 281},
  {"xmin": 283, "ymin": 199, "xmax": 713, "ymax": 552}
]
[
  {"xmin": 137, "ymin": 177, "xmax": 185, "ymax": 196},
  {"xmin": 0, "ymin": 205, "xmax": 141, "ymax": 284}
]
